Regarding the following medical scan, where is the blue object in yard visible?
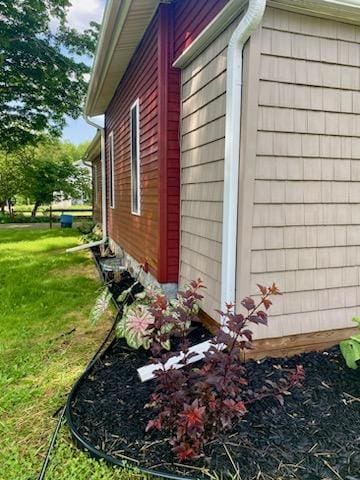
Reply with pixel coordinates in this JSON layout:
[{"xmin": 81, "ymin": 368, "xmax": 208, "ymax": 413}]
[{"xmin": 60, "ymin": 214, "xmax": 73, "ymax": 228}]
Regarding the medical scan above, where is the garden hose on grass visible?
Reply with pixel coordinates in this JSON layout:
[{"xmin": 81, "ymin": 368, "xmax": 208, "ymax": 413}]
[{"xmin": 37, "ymin": 252, "xmax": 141, "ymax": 480}]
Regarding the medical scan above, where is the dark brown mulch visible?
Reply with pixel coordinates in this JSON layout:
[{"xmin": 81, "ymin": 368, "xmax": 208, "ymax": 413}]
[{"xmin": 69, "ymin": 333, "xmax": 360, "ymax": 480}]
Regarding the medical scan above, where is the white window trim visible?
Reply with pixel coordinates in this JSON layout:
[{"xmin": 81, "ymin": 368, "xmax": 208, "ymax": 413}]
[
  {"xmin": 108, "ymin": 131, "xmax": 115, "ymax": 209},
  {"xmin": 130, "ymin": 99, "xmax": 141, "ymax": 216}
]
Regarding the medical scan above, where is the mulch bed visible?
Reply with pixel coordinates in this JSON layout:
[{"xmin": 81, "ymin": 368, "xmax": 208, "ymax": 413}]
[{"xmin": 69, "ymin": 328, "xmax": 360, "ymax": 480}]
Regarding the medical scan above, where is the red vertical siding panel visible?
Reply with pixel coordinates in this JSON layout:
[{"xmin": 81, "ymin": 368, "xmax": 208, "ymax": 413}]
[
  {"xmin": 173, "ymin": 0, "xmax": 228, "ymax": 59},
  {"xmin": 157, "ymin": 5, "xmax": 169, "ymax": 283},
  {"xmin": 158, "ymin": 3, "xmax": 181, "ymax": 284}
]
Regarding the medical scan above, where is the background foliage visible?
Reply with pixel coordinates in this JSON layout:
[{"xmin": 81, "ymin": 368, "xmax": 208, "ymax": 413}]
[{"xmin": 0, "ymin": 0, "xmax": 99, "ymax": 150}]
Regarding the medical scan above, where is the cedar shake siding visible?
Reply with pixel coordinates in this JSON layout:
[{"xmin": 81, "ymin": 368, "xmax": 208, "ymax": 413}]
[
  {"xmin": 179, "ymin": 18, "xmax": 242, "ymax": 317},
  {"xmin": 246, "ymin": 7, "xmax": 360, "ymax": 338},
  {"xmin": 105, "ymin": 5, "xmax": 180, "ymax": 284},
  {"xmin": 179, "ymin": 5, "xmax": 360, "ymax": 337},
  {"xmin": 92, "ymin": 155, "xmax": 102, "ymax": 224}
]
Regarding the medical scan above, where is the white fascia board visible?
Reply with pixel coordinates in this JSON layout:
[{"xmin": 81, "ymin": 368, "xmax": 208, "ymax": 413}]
[
  {"xmin": 85, "ymin": 0, "xmax": 132, "ymax": 117},
  {"xmin": 85, "ymin": 0, "xmax": 161, "ymax": 117},
  {"xmin": 268, "ymin": 0, "xmax": 360, "ymax": 23}
]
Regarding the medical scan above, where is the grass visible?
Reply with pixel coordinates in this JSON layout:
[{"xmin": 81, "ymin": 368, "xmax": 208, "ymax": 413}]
[{"xmin": 0, "ymin": 227, "xmax": 145, "ymax": 480}]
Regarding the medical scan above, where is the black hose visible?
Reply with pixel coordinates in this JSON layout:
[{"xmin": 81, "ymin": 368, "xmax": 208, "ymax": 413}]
[
  {"xmin": 38, "ymin": 405, "xmax": 66, "ymax": 480},
  {"xmin": 37, "ymin": 250, "xmax": 139, "ymax": 480}
]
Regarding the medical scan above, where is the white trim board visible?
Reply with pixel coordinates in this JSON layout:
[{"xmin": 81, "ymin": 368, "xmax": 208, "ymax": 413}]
[{"xmin": 137, "ymin": 340, "xmax": 216, "ymax": 382}]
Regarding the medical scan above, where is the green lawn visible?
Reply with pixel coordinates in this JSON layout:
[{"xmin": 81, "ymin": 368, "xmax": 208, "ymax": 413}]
[{"xmin": 0, "ymin": 228, "xmax": 144, "ymax": 480}]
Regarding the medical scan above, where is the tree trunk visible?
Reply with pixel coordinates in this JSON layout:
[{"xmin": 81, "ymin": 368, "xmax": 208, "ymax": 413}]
[
  {"xmin": 0, "ymin": 202, "xmax": 5, "ymax": 214},
  {"xmin": 32, "ymin": 201, "xmax": 41, "ymax": 217},
  {"xmin": 7, "ymin": 199, "xmax": 14, "ymax": 216}
]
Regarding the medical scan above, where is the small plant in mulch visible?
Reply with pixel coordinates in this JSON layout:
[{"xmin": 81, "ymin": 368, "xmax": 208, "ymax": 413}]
[
  {"xmin": 340, "ymin": 316, "xmax": 360, "ymax": 369},
  {"xmin": 116, "ymin": 279, "xmax": 203, "ymax": 351},
  {"xmin": 145, "ymin": 283, "xmax": 304, "ymax": 461}
]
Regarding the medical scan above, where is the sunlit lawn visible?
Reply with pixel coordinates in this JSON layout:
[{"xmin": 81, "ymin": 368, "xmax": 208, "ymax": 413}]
[{"xmin": 0, "ymin": 228, "xmax": 144, "ymax": 480}]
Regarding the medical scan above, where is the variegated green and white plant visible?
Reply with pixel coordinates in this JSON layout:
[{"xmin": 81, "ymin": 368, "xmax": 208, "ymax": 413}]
[{"xmin": 116, "ymin": 280, "xmax": 205, "ymax": 353}]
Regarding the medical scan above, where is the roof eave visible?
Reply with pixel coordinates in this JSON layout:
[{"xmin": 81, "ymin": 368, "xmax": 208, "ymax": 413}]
[{"xmin": 85, "ymin": 0, "xmax": 161, "ymax": 117}]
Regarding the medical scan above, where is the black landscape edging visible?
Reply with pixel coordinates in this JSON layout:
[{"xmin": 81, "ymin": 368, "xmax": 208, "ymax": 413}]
[
  {"xmin": 65, "ymin": 342, "xmax": 196, "ymax": 480},
  {"xmin": 66, "ymin": 247, "xmax": 196, "ymax": 480}
]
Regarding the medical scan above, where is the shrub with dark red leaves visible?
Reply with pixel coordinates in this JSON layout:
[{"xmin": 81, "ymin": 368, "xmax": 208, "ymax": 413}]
[{"xmin": 146, "ymin": 283, "xmax": 305, "ymax": 461}]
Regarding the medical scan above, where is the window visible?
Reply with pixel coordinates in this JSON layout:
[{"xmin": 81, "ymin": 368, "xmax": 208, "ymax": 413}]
[
  {"xmin": 108, "ymin": 131, "xmax": 115, "ymax": 208},
  {"xmin": 130, "ymin": 99, "xmax": 140, "ymax": 215}
]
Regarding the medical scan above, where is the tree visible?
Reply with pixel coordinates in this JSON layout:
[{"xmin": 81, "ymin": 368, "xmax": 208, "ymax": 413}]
[
  {"xmin": 0, "ymin": 151, "xmax": 26, "ymax": 214},
  {"xmin": 20, "ymin": 140, "xmax": 90, "ymax": 216},
  {"xmin": 0, "ymin": 1, "xmax": 99, "ymax": 151}
]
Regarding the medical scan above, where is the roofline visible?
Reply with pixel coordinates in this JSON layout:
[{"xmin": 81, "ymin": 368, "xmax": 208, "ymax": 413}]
[
  {"xmin": 85, "ymin": 0, "xmax": 132, "ymax": 116},
  {"xmin": 85, "ymin": 0, "xmax": 161, "ymax": 117},
  {"xmin": 86, "ymin": 0, "xmax": 360, "ymax": 116}
]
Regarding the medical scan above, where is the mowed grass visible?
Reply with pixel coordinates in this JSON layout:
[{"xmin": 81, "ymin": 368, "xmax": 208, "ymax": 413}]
[{"xmin": 0, "ymin": 228, "xmax": 145, "ymax": 480}]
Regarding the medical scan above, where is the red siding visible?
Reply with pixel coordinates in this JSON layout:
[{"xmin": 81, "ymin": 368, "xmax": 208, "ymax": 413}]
[
  {"xmin": 104, "ymin": 0, "xmax": 227, "ymax": 284},
  {"xmin": 158, "ymin": 4, "xmax": 181, "ymax": 283},
  {"xmin": 173, "ymin": 0, "xmax": 228, "ymax": 59},
  {"xmin": 106, "ymin": 13, "xmax": 160, "ymax": 278}
]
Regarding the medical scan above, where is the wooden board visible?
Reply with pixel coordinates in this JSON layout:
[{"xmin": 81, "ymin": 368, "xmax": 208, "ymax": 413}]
[{"xmin": 199, "ymin": 310, "xmax": 358, "ymax": 361}]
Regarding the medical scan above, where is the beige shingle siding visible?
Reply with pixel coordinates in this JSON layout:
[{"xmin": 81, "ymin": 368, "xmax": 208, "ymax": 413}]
[
  {"xmin": 251, "ymin": 7, "xmax": 360, "ymax": 337},
  {"xmin": 179, "ymin": 19, "xmax": 240, "ymax": 317}
]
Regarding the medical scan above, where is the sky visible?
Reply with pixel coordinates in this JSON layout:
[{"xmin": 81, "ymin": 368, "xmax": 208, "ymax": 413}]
[{"xmin": 61, "ymin": 0, "xmax": 106, "ymax": 145}]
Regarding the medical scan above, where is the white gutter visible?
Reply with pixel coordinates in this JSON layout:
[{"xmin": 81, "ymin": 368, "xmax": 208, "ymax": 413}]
[
  {"xmin": 137, "ymin": 0, "xmax": 266, "ymax": 382},
  {"xmin": 221, "ymin": 0, "xmax": 266, "ymax": 311},
  {"xmin": 67, "ymin": 115, "xmax": 107, "ymax": 253}
]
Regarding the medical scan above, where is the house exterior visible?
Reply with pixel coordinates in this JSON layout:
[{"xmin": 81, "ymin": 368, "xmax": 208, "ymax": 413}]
[{"xmin": 87, "ymin": 0, "xmax": 360, "ymax": 356}]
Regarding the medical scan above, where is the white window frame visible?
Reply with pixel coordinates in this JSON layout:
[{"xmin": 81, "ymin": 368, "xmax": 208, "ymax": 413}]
[
  {"xmin": 130, "ymin": 99, "xmax": 141, "ymax": 215},
  {"xmin": 108, "ymin": 131, "xmax": 115, "ymax": 209}
]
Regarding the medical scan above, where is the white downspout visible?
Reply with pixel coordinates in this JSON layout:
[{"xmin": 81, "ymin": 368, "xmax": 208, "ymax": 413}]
[
  {"xmin": 67, "ymin": 115, "xmax": 107, "ymax": 252},
  {"xmin": 221, "ymin": 0, "xmax": 266, "ymax": 310}
]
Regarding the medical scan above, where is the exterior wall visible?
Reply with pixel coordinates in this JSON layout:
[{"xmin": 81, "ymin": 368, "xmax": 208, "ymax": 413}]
[
  {"xmin": 179, "ymin": 19, "xmax": 240, "ymax": 317},
  {"xmin": 105, "ymin": 5, "xmax": 180, "ymax": 284},
  {"xmin": 92, "ymin": 155, "xmax": 102, "ymax": 225},
  {"xmin": 173, "ymin": 0, "xmax": 228, "ymax": 59},
  {"xmin": 104, "ymin": 0, "xmax": 232, "ymax": 287},
  {"xmin": 244, "ymin": 7, "xmax": 360, "ymax": 338}
]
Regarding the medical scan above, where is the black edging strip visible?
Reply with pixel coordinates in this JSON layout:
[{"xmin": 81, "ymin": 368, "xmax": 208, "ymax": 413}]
[
  {"xmin": 64, "ymin": 249, "xmax": 197, "ymax": 480},
  {"xmin": 38, "ymin": 249, "xmax": 121, "ymax": 480}
]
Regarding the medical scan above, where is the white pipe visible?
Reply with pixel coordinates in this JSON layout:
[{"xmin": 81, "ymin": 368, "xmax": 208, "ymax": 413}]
[
  {"xmin": 67, "ymin": 115, "xmax": 107, "ymax": 253},
  {"xmin": 221, "ymin": 0, "xmax": 266, "ymax": 311}
]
